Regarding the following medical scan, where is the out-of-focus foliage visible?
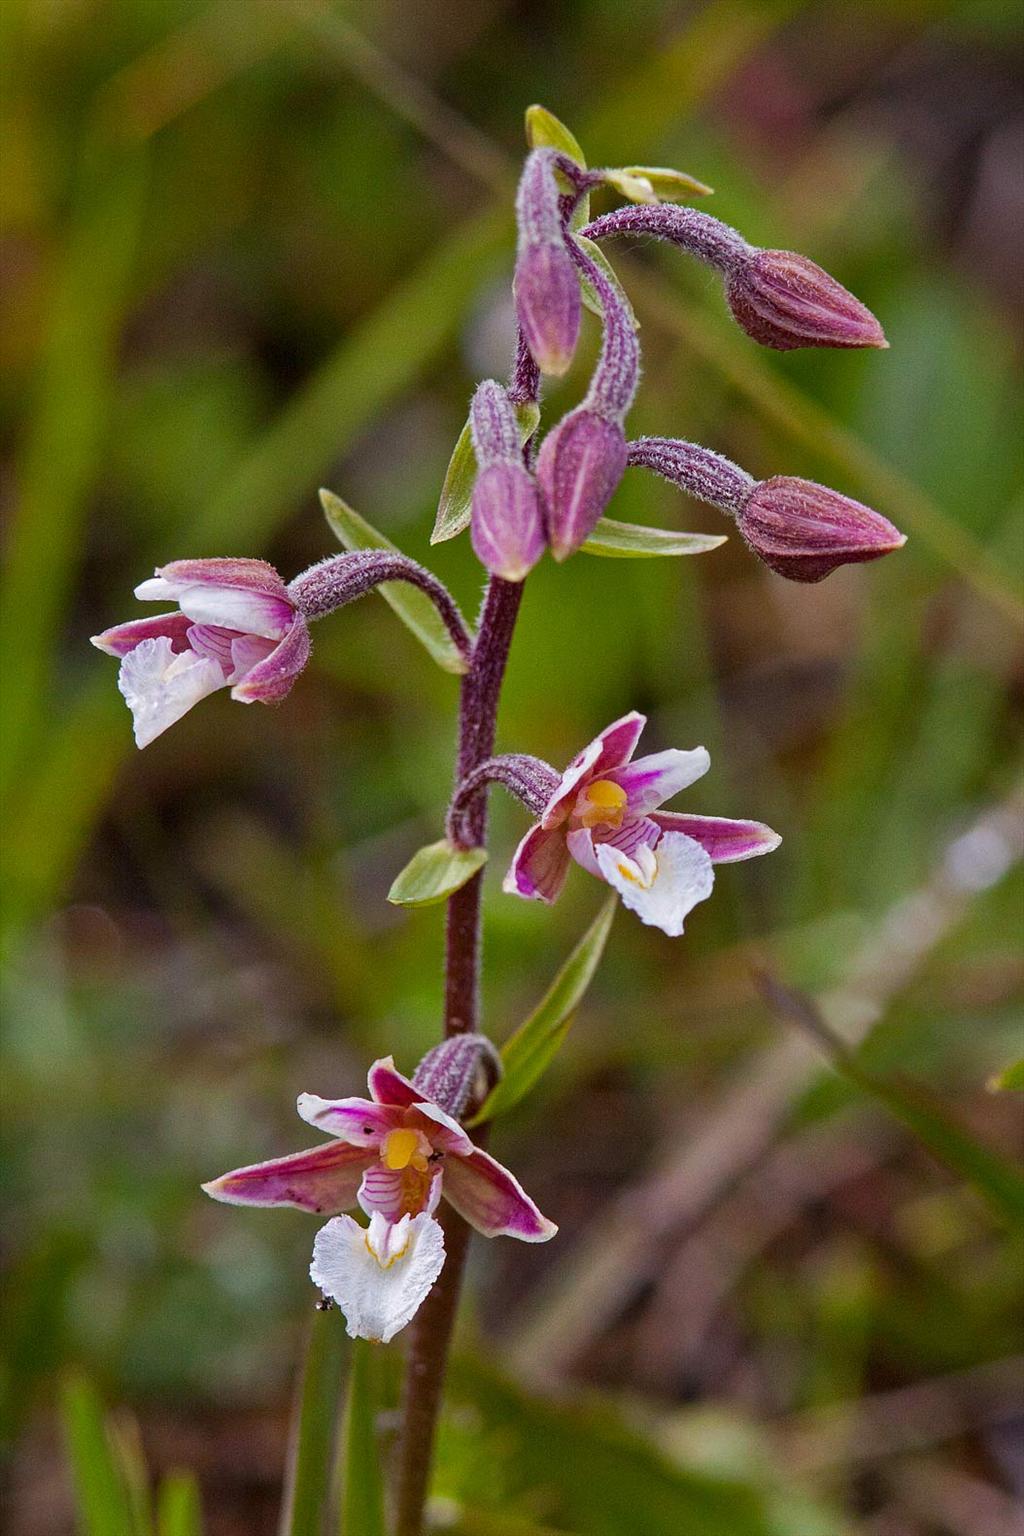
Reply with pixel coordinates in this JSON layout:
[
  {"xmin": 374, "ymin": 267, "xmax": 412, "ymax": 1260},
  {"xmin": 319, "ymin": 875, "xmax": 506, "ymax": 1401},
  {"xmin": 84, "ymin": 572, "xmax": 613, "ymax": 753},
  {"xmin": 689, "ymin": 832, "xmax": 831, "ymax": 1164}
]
[{"xmin": 2, "ymin": 1, "xmax": 1022, "ymax": 1532}]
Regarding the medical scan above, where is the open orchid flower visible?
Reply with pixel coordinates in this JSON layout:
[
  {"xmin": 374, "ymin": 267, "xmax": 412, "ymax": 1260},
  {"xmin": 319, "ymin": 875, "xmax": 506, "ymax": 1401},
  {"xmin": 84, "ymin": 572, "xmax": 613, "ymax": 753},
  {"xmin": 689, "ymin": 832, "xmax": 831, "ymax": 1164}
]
[
  {"xmin": 504, "ymin": 711, "xmax": 780, "ymax": 935},
  {"xmin": 203, "ymin": 1053, "xmax": 555, "ymax": 1343},
  {"xmin": 91, "ymin": 558, "xmax": 310, "ymax": 748}
]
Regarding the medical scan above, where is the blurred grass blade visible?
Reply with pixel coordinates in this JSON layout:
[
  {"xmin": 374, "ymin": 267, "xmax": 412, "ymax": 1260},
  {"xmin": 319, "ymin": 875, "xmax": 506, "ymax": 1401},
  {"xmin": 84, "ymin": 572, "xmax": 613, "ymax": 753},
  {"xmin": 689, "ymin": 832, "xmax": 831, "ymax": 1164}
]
[
  {"xmin": 189, "ymin": 207, "xmax": 508, "ymax": 550},
  {"xmin": 989, "ymin": 1059, "xmax": 1024, "ymax": 1093},
  {"xmin": 60, "ymin": 1373, "xmax": 139, "ymax": 1536},
  {"xmin": 472, "ymin": 895, "xmax": 616, "ymax": 1125},
  {"xmin": 388, "ymin": 839, "xmax": 488, "ymax": 907},
  {"xmin": 581, "ymin": 520, "xmax": 726, "ymax": 558},
  {"xmin": 282, "ymin": 1305, "xmax": 347, "ymax": 1536},
  {"xmin": 156, "ymin": 1475, "xmax": 203, "ymax": 1536},
  {"xmin": 109, "ymin": 1411, "xmax": 155, "ymax": 1536},
  {"xmin": 758, "ymin": 974, "xmax": 1024, "ymax": 1228},
  {"xmin": 432, "ymin": 402, "xmax": 540, "ymax": 545},
  {"xmin": 0, "ymin": 140, "xmax": 147, "ymax": 805},
  {"xmin": 320, "ymin": 489, "xmax": 469, "ymax": 675},
  {"xmin": 341, "ymin": 1338, "xmax": 385, "ymax": 1536}
]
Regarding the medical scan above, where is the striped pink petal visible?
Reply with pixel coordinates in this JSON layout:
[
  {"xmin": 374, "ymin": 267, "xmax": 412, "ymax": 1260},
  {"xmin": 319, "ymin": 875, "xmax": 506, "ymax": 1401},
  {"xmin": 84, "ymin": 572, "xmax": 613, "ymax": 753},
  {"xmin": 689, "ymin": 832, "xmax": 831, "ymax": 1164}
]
[
  {"xmin": 608, "ymin": 746, "xmax": 710, "ymax": 815},
  {"xmin": 503, "ymin": 822, "xmax": 572, "ymax": 903},
  {"xmin": 442, "ymin": 1147, "xmax": 557, "ymax": 1241},
  {"xmin": 90, "ymin": 612, "xmax": 193, "ymax": 658},
  {"xmin": 201, "ymin": 1139, "xmax": 372, "ymax": 1214},
  {"xmin": 541, "ymin": 711, "xmax": 646, "ymax": 828},
  {"xmin": 650, "ymin": 811, "xmax": 781, "ymax": 863},
  {"xmin": 297, "ymin": 1095, "xmax": 403, "ymax": 1144}
]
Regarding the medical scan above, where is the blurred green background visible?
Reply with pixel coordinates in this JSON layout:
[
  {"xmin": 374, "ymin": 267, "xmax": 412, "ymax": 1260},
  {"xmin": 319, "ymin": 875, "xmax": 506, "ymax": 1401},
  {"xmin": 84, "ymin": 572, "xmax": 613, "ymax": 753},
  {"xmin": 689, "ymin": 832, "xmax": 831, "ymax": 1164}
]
[{"xmin": 2, "ymin": 1, "xmax": 1023, "ymax": 1532}]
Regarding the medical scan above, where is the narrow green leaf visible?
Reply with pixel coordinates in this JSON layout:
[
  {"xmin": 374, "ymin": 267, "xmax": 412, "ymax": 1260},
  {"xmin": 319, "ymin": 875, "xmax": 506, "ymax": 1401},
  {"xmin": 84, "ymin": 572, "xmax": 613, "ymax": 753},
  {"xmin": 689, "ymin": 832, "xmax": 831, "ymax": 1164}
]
[
  {"xmin": 432, "ymin": 402, "xmax": 540, "ymax": 545},
  {"xmin": 60, "ymin": 1374, "xmax": 137, "ymax": 1536},
  {"xmin": 602, "ymin": 169, "xmax": 659, "ymax": 204},
  {"xmin": 574, "ymin": 236, "xmax": 638, "ymax": 332},
  {"xmin": 320, "ymin": 489, "xmax": 470, "ymax": 675},
  {"xmin": 525, "ymin": 103, "xmax": 586, "ymax": 166},
  {"xmin": 617, "ymin": 165, "xmax": 713, "ymax": 200},
  {"xmin": 283, "ymin": 1306, "xmax": 347, "ymax": 1536},
  {"xmin": 581, "ymin": 519, "xmax": 727, "ymax": 559},
  {"xmin": 989, "ymin": 1058, "xmax": 1024, "ymax": 1093},
  {"xmin": 758, "ymin": 975, "xmax": 1024, "ymax": 1229},
  {"xmin": 341, "ymin": 1338, "xmax": 385, "ymax": 1536},
  {"xmin": 388, "ymin": 839, "xmax": 488, "ymax": 908},
  {"xmin": 524, "ymin": 104, "xmax": 590, "ymax": 230},
  {"xmin": 156, "ymin": 1475, "xmax": 202, "ymax": 1536},
  {"xmin": 472, "ymin": 895, "xmax": 616, "ymax": 1124}
]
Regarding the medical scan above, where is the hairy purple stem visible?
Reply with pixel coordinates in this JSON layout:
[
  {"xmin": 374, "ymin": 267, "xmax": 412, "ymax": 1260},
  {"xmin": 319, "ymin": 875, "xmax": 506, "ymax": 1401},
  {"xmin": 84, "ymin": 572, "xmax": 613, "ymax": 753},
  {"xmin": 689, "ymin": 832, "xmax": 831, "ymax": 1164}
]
[
  {"xmin": 446, "ymin": 753, "xmax": 559, "ymax": 847},
  {"xmin": 567, "ymin": 234, "xmax": 639, "ymax": 423},
  {"xmin": 288, "ymin": 551, "xmax": 473, "ymax": 662},
  {"xmin": 627, "ymin": 436, "xmax": 754, "ymax": 514},
  {"xmin": 581, "ymin": 203, "xmax": 750, "ymax": 272},
  {"xmin": 394, "ymin": 574, "xmax": 523, "ymax": 1536}
]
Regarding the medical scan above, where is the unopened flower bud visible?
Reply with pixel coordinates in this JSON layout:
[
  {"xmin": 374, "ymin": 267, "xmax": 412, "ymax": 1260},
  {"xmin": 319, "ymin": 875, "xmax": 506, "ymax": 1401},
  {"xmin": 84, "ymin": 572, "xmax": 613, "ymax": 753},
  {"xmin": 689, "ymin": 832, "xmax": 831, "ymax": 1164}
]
[
  {"xmin": 727, "ymin": 250, "xmax": 887, "ymax": 351},
  {"xmin": 468, "ymin": 379, "xmax": 545, "ymax": 581},
  {"xmin": 471, "ymin": 463, "xmax": 546, "ymax": 581},
  {"xmin": 515, "ymin": 150, "xmax": 581, "ymax": 375},
  {"xmin": 536, "ymin": 408, "xmax": 627, "ymax": 561},
  {"xmin": 738, "ymin": 476, "xmax": 905, "ymax": 581}
]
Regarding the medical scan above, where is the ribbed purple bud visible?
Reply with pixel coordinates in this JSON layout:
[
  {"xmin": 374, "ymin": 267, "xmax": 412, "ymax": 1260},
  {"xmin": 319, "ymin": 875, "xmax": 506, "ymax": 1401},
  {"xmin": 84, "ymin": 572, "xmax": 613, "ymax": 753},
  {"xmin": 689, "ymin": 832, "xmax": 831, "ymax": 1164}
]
[
  {"xmin": 471, "ymin": 463, "xmax": 545, "ymax": 581},
  {"xmin": 468, "ymin": 379, "xmax": 545, "ymax": 581},
  {"xmin": 738, "ymin": 477, "xmax": 905, "ymax": 581},
  {"xmin": 727, "ymin": 250, "xmax": 887, "ymax": 351},
  {"xmin": 412, "ymin": 1034, "xmax": 501, "ymax": 1119},
  {"xmin": 515, "ymin": 150, "xmax": 581, "ymax": 376},
  {"xmin": 536, "ymin": 408, "xmax": 628, "ymax": 561}
]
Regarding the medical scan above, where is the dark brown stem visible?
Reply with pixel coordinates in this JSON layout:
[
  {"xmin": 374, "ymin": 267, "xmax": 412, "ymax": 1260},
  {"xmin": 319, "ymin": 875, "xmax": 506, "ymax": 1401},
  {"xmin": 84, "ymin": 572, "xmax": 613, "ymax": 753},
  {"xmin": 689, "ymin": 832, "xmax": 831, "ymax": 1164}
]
[
  {"xmin": 393, "ymin": 575, "xmax": 522, "ymax": 1536},
  {"xmin": 442, "ymin": 576, "xmax": 523, "ymax": 1039}
]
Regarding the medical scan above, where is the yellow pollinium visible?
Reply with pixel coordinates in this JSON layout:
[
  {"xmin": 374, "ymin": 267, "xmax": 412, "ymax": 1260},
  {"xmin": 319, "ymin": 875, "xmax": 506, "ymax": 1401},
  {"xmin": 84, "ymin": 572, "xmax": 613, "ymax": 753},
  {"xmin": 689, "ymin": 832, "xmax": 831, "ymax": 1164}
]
[
  {"xmin": 382, "ymin": 1128, "xmax": 422, "ymax": 1171},
  {"xmin": 577, "ymin": 778, "xmax": 628, "ymax": 829}
]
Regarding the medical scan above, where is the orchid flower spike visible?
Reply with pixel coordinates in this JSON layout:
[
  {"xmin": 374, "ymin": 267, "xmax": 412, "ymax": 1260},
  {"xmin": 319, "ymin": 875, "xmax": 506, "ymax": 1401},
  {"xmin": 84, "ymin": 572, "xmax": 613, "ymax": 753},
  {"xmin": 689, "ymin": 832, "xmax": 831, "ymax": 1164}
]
[
  {"xmin": 504, "ymin": 711, "xmax": 780, "ymax": 935},
  {"xmin": 203, "ymin": 1048, "xmax": 555, "ymax": 1344},
  {"xmin": 92, "ymin": 558, "xmax": 309, "ymax": 748}
]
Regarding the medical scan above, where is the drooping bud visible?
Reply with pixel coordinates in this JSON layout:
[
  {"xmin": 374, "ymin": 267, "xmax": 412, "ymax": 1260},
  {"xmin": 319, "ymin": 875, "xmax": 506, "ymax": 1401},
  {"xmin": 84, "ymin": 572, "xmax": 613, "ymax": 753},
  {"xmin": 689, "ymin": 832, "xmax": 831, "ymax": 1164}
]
[
  {"xmin": 726, "ymin": 250, "xmax": 887, "ymax": 351},
  {"xmin": 412, "ymin": 1034, "xmax": 502, "ymax": 1119},
  {"xmin": 536, "ymin": 408, "xmax": 628, "ymax": 561},
  {"xmin": 737, "ymin": 476, "xmax": 905, "ymax": 581},
  {"xmin": 468, "ymin": 380, "xmax": 545, "ymax": 581},
  {"xmin": 515, "ymin": 149, "xmax": 581, "ymax": 375},
  {"xmin": 580, "ymin": 206, "xmax": 886, "ymax": 352}
]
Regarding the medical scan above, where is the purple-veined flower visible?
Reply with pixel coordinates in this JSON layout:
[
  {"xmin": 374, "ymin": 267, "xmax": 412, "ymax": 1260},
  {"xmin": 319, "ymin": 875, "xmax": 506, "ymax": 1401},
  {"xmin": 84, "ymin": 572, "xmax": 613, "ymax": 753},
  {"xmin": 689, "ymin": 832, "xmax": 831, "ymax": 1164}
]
[
  {"xmin": 203, "ymin": 1054, "xmax": 555, "ymax": 1343},
  {"xmin": 92, "ymin": 558, "xmax": 310, "ymax": 748},
  {"xmin": 504, "ymin": 712, "xmax": 780, "ymax": 935}
]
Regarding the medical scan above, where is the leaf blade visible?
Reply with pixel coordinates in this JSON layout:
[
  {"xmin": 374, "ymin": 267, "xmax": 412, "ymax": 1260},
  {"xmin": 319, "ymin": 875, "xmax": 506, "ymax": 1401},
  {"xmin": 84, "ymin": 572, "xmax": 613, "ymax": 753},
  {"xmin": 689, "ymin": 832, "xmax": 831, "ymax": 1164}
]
[
  {"xmin": 581, "ymin": 519, "xmax": 727, "ymax": 559},
  {"xmin": 388, "ymin": 840, "xmax": 488, "ymax": 908},
  {"xmin": 472, "ymin": 895, "xmax": 616, "ymax": 1124},
  {"xmin": 341, "ymin": 1338, "xmax": 386, "ymax": 1536},
  {"xmin": 320, "ymin": 489, "xmax": 469, "ymax": 675},
  {"xmin": 432, "ymin": 401, "xmax": 539, "ymax": 545},
  {"xmin": 282, "ymin": 1306, "xmax": 347, "ymax": 1536}
]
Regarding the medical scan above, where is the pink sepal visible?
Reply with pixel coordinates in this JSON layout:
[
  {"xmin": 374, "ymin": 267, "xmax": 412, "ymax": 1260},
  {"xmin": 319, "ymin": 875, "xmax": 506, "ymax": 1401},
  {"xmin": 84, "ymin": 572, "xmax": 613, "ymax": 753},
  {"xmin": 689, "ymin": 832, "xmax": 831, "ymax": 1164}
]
[
  {"xmin": 368, "ymin": 1056, "xmax": 422, "ymax": 1108},
  {"xmin": 201, "ymin": 1139, "xmax": 371, "ymax": 1214},
  {"xmin": 91, "ymin": 612, "xmax": 192, "ymax": 658},
  {"xmin": 504, "ymin": 822, "xmax": 571, "ymax": 903},
  {"xmin": 540, "ymin": 711, "xmax": 645, "ymax": 828},
  {"xmin": 443, "ymin": 1146, "xmax": 557, "ymax": 1242},
  {"xmin": 650, "ymin": 812, "xmax": 782, "ymax": 863},
  {"xmin": 231, "ymin": 618, "xmax": 310, "ymax": 703}
]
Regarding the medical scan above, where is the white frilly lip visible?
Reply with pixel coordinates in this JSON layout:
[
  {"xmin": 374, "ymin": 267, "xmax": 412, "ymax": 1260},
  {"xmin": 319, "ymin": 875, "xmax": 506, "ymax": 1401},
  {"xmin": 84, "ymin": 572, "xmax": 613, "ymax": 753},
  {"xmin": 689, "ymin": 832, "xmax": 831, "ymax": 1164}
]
[
  {"xmin": 596, "ymin": 831, "xmax": 714, "ymax": 937},
  {"xmin": 309, "ymin": 1210, "xmax": 445, "ymax": 1343}
]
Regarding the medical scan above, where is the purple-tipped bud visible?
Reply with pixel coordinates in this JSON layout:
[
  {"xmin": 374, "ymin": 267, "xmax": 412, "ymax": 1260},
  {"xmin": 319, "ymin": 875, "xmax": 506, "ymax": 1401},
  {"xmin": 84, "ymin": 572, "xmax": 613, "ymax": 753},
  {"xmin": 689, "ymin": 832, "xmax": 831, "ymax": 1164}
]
[
  {"xmin": 727, "ymin": 250, "xmax": 887, "ymax": 351},
  {"xmin": 537, "ymin": 408, "xmax": 627, "ymax": 561},
  {"xmin": 471, "ymin": 463, "xmax": 546, "ymax": 582},
  {"xmin": 515, "ymin": 150, "xmax": 581, "ymax": 376},
  {"xmin": 738, "ymin": 476, "xmax": 906, "ymax": 582}
]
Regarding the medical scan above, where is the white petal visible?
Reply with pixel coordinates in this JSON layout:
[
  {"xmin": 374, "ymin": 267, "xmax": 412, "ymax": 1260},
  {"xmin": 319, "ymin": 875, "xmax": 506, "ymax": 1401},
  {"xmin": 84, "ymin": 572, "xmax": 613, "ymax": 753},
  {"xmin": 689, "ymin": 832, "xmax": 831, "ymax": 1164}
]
[
  {"xmin": 134, "ymin": 576, "xmax": 177, "ymax": 601},
  {"xmin": 117, "ymin": 636, "xmax": 225, "ymax": 748},
  {"xmin": 175, "ymin": 584, "xmax": 292, "ymax": 639},
  {"xmin": 596, "ymin": 831, "xmax": 714, "ymax": 937},
  {"xmin": 310, "ymin": 1211, "xmax": 445, "ymax": 1343}
]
